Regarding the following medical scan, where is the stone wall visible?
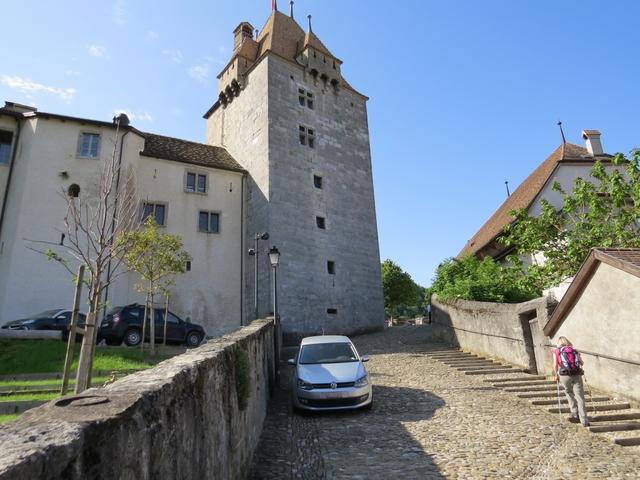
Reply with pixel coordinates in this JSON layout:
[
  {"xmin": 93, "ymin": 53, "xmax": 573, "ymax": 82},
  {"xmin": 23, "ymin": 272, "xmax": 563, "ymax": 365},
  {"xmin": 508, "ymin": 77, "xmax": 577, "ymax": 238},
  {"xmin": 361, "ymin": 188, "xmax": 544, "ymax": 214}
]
[
  {"xmin": 431, "ymin": 297, "xmax": 551, "ymax": 371},
  {"xmin": 0, "ymin": 319, "xmax": 274, "ymax": 480}
]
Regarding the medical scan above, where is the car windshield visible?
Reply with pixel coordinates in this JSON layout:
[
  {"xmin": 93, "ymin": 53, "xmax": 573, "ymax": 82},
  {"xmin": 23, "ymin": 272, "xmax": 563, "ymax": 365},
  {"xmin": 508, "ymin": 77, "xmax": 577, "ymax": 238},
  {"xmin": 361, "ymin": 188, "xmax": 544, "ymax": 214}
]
[
  {"xmin": 32, "ymin": 309, "xmax": 62, "ymax": 318},
  {"xmin": 299, "ymin": 342, "xmax": 359, "ymax": 365}
]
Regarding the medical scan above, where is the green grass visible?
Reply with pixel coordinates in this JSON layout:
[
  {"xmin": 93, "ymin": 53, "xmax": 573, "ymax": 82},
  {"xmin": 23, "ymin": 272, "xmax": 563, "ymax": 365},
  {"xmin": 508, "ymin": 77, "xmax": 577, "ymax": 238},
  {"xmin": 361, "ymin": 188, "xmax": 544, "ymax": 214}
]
[
  {"xmin": 0, "ymin": 340, "xmax": 171, "ymax": 376},
  {"xmin": 0, "ymin": 392, "xmax": 59, "ymax": 402},
  {"xmin": 0, "ymin": 413, "xmax": 19, "ymax": 424}
]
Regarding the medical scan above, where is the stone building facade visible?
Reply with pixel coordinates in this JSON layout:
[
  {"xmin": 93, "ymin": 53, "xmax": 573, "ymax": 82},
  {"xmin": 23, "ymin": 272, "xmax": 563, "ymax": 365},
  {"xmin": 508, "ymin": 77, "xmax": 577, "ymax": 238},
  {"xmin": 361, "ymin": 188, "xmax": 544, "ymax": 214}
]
[{"xmin": 205, "ymin": 11, "xmax": 385, "ymax": 338}]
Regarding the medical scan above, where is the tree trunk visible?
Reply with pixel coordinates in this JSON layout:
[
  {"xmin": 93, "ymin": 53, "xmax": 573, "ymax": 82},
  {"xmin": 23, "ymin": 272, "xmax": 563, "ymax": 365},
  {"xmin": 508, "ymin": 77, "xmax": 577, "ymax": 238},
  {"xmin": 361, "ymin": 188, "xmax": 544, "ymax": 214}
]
[
  {"xmin": 141, "ymin": 294, "xmax": 149, "ymax": 353},
  {"xmin": 149, "ymin": 288, "xmax": 156, "ymax": 356},
  {"xmin": 163, "ymin": 293, "xmax": 169, "ymax": 346}
]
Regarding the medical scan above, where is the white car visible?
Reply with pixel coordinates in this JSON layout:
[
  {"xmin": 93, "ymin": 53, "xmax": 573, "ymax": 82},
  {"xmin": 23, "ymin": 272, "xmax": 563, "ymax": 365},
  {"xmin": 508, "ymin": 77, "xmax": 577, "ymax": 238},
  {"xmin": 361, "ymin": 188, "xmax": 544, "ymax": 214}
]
[{"xmin": 289, "ymin": 335, "xmax": 372, "ymax": 411}]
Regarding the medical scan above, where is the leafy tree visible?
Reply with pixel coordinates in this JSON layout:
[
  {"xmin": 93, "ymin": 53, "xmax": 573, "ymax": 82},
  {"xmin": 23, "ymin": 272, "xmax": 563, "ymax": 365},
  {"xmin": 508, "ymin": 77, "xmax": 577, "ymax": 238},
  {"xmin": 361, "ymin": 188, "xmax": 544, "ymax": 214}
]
[
  {"xmin": 115, "ymin": 217, "xmax": 191, "ymax": 354},
  {"xmin": 503, "ymin": 150, "xmax": 640, "ymax": 290},
  {"xmin": 381, "ymin": 260, "xmax": 419, "ymax": 320},
  {"xmin": 431, "ymin": 255, "xmax": 538, "ymax": 303}
]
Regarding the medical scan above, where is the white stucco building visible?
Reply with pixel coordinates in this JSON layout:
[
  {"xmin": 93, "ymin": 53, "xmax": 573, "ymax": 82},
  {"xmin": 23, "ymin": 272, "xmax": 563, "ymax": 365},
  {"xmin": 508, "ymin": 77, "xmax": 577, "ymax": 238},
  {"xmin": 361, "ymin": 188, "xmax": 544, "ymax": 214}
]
[{"xmin": 0, "ymin": 102, "xmax": 246, "ymax": 337}]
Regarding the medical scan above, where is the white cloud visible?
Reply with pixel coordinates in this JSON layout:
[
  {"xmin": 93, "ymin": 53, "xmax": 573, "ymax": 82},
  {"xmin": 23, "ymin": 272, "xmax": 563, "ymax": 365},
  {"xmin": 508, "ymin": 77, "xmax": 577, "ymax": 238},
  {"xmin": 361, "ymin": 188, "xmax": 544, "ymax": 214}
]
[
  {"xmin": 0, "ymin": 75, "xmax": 76, "ymax": 102},
  {"xmin": 188, "ymin": 63, "xmax": 211, "ymax": 82},
  {"xmin": 113, "ymin": 0, "xmax": 127, "ymax": 25},
  {"xmin": 163, "ymin": 48, "xmax": 183, "ymax": 64},
  {"xmin": 65, "ymin": 69, "xmax": 81, "ymax": 76},
  {"xmin": 113, "ymin": 109, "xmax": 153, "ymax": 123},
  {"xmin": 87, "ymin": 44, "xmax": 106, "ymax": 57},
  {"xmin": 146, "ymin": 30, "xmax": 159, "ymax": 41}
]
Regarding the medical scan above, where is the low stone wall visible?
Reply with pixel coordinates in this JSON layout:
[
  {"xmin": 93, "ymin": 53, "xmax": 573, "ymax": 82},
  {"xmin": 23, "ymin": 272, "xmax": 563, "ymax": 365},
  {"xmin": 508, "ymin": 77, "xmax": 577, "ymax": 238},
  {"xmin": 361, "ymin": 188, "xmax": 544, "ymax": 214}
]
[
  {"xmin": 0, "ymin": 319, "xmax": 274, "ymax": 480},
  {"xmin": 431, "ymin": 297, "xmax": 551, "ymax": 372}
]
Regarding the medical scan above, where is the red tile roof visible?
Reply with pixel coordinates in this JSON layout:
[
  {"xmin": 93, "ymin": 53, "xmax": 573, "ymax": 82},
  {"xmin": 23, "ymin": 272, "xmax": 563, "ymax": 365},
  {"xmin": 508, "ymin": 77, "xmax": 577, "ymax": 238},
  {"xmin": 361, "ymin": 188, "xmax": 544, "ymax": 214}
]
[{"xmin": 459, "ymin": 143, "xmax": 596, "ymax": 258}]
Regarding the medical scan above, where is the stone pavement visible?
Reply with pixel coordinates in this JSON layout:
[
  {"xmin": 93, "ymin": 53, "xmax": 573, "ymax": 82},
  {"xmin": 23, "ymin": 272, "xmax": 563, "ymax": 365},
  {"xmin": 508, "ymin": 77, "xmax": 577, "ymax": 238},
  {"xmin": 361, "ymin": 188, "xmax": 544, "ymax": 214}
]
[{"xmin": 248, "ymin": 326, "xmax": 640, "ymax": 479}]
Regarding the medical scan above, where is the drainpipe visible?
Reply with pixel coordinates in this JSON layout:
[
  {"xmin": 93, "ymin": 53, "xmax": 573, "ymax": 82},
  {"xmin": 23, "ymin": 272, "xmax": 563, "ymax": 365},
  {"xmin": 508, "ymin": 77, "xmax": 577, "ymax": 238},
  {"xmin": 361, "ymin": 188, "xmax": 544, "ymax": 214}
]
[
  {"xmin": 102, "ymin": 125, "xmax": 130, "ymax": 318},
  {"xmin": 0, "ymin": 116, "xmax": 22, "ymax": 241}
]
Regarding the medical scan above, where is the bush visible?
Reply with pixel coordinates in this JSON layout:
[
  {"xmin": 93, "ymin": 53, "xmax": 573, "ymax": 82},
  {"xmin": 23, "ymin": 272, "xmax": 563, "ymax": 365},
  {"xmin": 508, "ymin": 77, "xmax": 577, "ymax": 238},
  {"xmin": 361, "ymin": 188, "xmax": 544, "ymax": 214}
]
[{"xmin": 431, "ymin": 255, "xmax": 539, "ymax": 303}]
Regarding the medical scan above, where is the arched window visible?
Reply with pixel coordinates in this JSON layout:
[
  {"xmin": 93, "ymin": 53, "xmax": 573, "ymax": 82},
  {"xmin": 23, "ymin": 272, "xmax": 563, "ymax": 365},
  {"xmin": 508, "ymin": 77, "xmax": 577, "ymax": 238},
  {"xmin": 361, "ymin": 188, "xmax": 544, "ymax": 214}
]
[{"xmin": 68, "ymin": 184, "xmax": 80, "ymax": 198}]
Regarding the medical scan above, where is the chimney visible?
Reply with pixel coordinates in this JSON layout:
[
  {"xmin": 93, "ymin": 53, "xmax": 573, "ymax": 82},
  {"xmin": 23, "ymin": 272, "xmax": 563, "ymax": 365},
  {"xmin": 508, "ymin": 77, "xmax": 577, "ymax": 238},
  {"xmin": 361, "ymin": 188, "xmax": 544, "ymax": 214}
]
[{"xmin": 581, "ymin": 130, "xmax": 603, "ymax": 156}]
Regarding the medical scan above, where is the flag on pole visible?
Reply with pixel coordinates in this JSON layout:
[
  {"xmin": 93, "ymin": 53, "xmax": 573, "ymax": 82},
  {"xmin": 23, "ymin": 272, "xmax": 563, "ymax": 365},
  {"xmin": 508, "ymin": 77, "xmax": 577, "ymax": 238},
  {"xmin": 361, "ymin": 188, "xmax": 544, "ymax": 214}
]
[{"xmin": 272, "ymin": 0, "xmax": 278, "ymax": 11}]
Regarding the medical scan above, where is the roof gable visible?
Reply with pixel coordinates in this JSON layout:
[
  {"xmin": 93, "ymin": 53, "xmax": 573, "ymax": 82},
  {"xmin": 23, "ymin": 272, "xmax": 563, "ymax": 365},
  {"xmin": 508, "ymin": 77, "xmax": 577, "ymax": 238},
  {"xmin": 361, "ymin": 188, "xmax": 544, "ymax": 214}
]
[
  {"xmin": 544, "ymin": 248, "xmax": 640, "ymax": 336},
  {"xmin": 459, "ymin": 143, "xmax": 596, "ymax": 258}
]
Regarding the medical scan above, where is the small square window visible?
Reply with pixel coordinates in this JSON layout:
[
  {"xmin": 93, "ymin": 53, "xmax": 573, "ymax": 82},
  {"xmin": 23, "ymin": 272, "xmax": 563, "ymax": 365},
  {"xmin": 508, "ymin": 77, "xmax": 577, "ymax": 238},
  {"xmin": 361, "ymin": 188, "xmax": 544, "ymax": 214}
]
[
  {"xmin": 78, "ymin": 133, "xmax": 100, "ymax": 158},
  {"xmin": 0, "ymin": 130, "xmax": 13, "ymax": 164},
  {"xmin": 327, "ymin": 261, "xmax": 335, "ymax": 275},
  {"xmin": 199, "ymin": 211, "xmax": 220, "ymax": 233},
  {"xmin": 299, "ymin": 95, "xmax": 305, "ymax": 106},
  {"xmin": 186, "ymin": 172, "xmax": 196, "ymax": 192},
  {"xmin": 197, "ymin": 174, "xmax": 207, "ymax": 193},
  {"xmin": 327, "ymin": 308, "xmax": 338, "ymax": 315},
  {"xmin": 143, "ymin": 202, "xmax": 167, "ymax": 226},
  {"xmin": 186, "ymin": 261, "xmax": 192, "ymax": 272},
  {"xmin": 313, "ymin": 175, "xmax": 323, "ymax": 189},
  {"xmin": 316, "ymin": 216, "xmax": 326, "ymax": 229}
]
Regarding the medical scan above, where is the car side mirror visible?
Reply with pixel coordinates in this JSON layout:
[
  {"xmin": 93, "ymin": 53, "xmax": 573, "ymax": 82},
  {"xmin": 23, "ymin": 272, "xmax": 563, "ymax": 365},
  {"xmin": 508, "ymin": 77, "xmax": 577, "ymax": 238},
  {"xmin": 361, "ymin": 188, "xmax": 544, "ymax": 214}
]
[
  {"xmin": 287, "ymin": 358, "xmax": 296, "ymax": 365},
  {"xmin": 361, "ymin": 355, "xmax": 370, "ymax": 362}
]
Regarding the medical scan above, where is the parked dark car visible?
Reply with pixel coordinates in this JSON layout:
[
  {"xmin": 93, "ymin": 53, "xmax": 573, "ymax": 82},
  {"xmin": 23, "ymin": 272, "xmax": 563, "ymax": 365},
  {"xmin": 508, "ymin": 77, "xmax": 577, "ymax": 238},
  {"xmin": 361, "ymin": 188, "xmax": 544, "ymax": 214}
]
[
  {"xmin": 1, "ymin": 309, "xmax": 86, "ymax": 335},
  {"xmin": 98, "ymin": 304, "xmax": 205, "ymax": 347}
]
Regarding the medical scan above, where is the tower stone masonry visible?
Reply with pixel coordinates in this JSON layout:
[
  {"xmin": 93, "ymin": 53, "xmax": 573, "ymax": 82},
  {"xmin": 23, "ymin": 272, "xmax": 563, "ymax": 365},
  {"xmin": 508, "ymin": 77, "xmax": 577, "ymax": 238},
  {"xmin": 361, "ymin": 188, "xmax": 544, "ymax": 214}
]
[{"xmin": 205, "ymin": 11, "xmax": 385, "ymax": 340}]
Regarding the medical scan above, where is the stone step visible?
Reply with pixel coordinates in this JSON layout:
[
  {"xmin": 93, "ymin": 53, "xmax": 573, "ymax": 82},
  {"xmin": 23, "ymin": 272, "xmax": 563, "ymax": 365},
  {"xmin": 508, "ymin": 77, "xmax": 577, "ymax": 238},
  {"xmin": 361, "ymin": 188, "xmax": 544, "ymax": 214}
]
[
  {"xmin": 614, "ymin": 437, "xmax": 640, "ymax": 447},
  {"xmin": 457, "ymin": 365, "xmax": 511, "ymax": 372},
  {"xmin": 444, "ymin": 360, "xmax": 499, "ymax": 366},
  {"xmin": 465, "ymin": 369, "xmax": 524, "ymax": 376},
  {"xmin": 499, "ymin": 380, "xmax": 557, "ymax": 388},
  {"xmin": 588, "ymin": 412, "xmax": 640, "ymax": 423},
  {"xmin": 504, "ymin": 386, "xmax": 558, "ymax": 393},
  {"xmin": 419, "ymin": 349, "xmax": 462, "ymax": 354},
  {"xmin": 548, "ymin": 403, "xmax": 630, "ymax": 414},
  {"xmin": 486, "ymin": 376, "xmax": 547, "ymax": 383},
  {"xmin": 531, "ymin": 396, "xmax": 610, "ymax": 406},
  {"xmin": 516, "ymin": 392, "xmax": 566, "ymax": 399},
  {"xmin": 429, "ymin": 354, "xmax": 479, "ymax": 360},
  {"xmin": 588, "ymin": 422, "xmax": 640, "ymax": 433},
  {"xmin": 0, "ymin": 400, "xmax": 47, "ymax": 414}
]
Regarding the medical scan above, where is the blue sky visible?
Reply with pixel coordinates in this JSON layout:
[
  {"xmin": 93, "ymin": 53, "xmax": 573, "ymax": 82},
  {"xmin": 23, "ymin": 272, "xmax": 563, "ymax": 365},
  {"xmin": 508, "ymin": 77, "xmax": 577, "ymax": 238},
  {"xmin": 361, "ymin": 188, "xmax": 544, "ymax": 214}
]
[{"xmin": 2, "ymin": 1, "xmax": 639, "ymax": 286}]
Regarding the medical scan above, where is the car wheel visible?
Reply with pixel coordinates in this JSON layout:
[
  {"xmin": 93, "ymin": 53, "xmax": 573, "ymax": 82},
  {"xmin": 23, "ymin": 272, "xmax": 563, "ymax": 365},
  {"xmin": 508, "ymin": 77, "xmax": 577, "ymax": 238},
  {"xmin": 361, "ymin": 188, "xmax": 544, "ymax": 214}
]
[
  {"xmin": 123, "ymin": 329, "xmax": 142, "ymax": 347},
  {"xmin": 186, "ymin": 331, "xmax": 203, "ymax": 348}
]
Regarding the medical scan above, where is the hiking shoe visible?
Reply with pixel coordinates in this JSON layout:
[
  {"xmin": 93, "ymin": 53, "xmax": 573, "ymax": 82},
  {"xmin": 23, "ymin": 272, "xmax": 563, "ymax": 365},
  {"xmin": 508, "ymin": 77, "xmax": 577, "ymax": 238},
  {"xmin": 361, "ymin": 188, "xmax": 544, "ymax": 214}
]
[{"xmin": 569, "ymin": 415, "xmax": 579, "ymax": 423}]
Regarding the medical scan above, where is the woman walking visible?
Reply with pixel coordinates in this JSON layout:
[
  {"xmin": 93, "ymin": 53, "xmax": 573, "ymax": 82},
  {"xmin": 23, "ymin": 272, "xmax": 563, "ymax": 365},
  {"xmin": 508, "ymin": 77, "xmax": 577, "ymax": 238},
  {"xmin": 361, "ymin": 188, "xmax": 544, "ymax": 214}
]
[{"xmin": 553, "ymin": 336, "xmax": 589, "ymax": 427}]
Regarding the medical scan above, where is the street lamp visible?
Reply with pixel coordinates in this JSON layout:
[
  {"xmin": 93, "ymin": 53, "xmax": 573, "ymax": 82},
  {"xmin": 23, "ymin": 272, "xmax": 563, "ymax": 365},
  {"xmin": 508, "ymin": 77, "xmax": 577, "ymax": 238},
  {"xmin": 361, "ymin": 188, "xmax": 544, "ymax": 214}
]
[
  {"xmin": 269, "ymin": 246, "xmax": 281, "ymax": 382},
  {"xmin": 247, "ymin": 232, "xmax": 269, "ymax": 321}
]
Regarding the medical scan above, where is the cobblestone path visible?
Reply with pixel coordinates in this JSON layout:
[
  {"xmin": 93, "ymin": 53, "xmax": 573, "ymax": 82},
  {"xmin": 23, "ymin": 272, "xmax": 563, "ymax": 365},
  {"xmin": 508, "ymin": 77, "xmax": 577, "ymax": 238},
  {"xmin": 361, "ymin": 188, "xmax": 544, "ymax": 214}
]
[{"xmin": 248, "ymin": 326, "xmax": 640, "ymax": 479}]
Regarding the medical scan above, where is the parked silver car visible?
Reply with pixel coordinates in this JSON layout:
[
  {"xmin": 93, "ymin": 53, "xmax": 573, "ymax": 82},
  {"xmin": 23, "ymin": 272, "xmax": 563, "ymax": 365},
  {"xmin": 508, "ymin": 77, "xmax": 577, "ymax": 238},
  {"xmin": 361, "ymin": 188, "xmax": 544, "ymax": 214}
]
[{"xmin": 289, "ymin": 335, "xmax": 372, "ymax": 411}]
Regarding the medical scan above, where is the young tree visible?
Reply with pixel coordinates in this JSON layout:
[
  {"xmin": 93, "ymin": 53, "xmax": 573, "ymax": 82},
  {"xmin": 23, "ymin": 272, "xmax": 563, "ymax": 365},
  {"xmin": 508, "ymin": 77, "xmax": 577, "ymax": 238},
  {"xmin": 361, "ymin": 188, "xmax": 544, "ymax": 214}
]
[
  {"xmin": 503, "ymin": 150, "xmax": 640, "ymax": 290},
  {"xmin": 27, "ymin": 118, "xmax": 140, "ymax": 392},
  {"xmin": 381, "ymin": 259, "xmax": 418, "ymax": 321},
  {"xmin": 115, "ymin": 217, "xmax": 191, "ymax": 354}
]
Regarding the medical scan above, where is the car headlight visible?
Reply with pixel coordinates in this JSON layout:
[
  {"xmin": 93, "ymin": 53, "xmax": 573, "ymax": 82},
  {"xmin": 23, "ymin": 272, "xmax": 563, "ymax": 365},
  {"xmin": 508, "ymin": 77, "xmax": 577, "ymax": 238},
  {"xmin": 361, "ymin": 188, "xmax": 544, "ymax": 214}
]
[
  {"xmin": 354, "ymin": 375, "xmax": 369, "ymax": 388},
  {"xmin": 297, "ymin": 379, "xmax": 314, "ymax": 391}
]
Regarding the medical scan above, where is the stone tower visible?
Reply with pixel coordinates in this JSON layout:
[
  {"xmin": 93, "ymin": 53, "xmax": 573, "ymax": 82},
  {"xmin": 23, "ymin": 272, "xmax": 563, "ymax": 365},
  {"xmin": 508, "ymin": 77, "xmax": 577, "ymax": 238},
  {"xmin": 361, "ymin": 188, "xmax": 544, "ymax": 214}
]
[{"xmin": 205, "ymin": 10, "xmax": 385, "ymax": 340}]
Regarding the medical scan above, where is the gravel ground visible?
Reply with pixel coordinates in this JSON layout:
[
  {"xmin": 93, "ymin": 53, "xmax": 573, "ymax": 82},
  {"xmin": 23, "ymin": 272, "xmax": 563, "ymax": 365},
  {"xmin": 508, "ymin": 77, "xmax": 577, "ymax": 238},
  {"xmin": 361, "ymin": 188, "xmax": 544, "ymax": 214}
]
[{"xmin": 248, "ymin": 326, "xmax": 640, "ymax": 479}]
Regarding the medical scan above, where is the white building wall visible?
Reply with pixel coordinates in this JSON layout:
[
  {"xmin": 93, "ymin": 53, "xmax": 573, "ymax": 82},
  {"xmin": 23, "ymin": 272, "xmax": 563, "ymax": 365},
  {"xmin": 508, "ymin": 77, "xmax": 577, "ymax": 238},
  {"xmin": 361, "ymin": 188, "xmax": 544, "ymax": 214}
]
[
  {"xmin": 550, "ymin": 262, "xmax": 640, "ymax": 402},
  {"xmin": 0, "ymin": 116, "xmax": 244, "ymax": 338}
]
